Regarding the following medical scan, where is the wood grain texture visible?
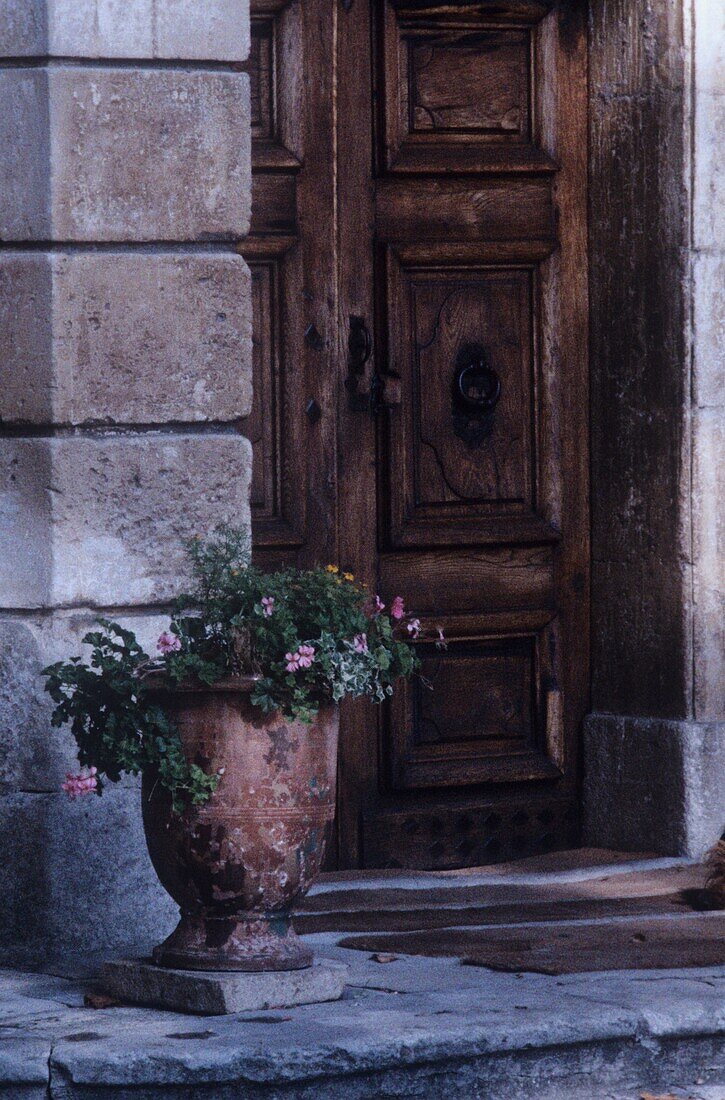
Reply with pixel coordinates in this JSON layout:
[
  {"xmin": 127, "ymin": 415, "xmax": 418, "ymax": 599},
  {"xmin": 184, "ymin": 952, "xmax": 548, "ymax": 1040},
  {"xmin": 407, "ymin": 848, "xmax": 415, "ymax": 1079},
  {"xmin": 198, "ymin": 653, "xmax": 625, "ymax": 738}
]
[
  {"xmin": 241, "ymin": 0, "xmax": 337, "ymax": 569},
  {"xmin": 589, "ymin": 0, "xmax": 690, "ymax": 718},
  {"xmin": 251, "ymin": 0, "xmax": 590, "ymax": 869}
]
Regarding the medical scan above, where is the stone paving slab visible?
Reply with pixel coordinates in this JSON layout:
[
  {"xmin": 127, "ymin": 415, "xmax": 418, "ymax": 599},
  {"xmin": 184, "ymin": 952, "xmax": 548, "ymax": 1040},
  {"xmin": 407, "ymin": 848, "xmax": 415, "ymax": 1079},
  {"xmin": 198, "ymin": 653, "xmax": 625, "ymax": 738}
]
[
  {"xmin": 2, "ymin": 854, "xmax": 723, "ymax": 1097},
  {"xmin": 1, "ymin": 953, "xmax": 723, "ymax": 1098}
]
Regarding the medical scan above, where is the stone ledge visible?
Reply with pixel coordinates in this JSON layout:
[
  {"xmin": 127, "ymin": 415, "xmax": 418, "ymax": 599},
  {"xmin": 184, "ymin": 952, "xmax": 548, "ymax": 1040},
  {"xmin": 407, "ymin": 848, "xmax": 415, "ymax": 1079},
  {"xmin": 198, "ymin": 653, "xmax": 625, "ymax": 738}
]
[
  {"xmin": 583, "ymin": 713, "xmax": 725, "ymax": 857},
  {"xmin": 1, "ymin": 958, "xmax": 723, "ymax": 1099},
  {"xmin": 1, "ymin": 0, "xmax": 251, "ymax": 61},
  {"xmin": 102, "ymin": 958, "xmax": 348, "ymax": 1016},
  {"xmin": 0, "ymin": 67, "xmax": 251, "ymax": 241},
  {"xmin": 0, "ymin": 251, "xmax": 252, "ymax": 425}
]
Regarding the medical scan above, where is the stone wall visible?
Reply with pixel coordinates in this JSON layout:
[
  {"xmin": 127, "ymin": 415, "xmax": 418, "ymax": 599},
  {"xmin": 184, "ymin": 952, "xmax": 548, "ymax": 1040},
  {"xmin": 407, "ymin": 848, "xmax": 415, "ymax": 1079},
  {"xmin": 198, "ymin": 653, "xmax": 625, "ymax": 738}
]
[
  {"xmin": 584, "ymin": 0, "xmax": 724, "ymax": 856},
  {"xmin": 0, "ymin": 0, "xmax": 253, "ymax": 969}
]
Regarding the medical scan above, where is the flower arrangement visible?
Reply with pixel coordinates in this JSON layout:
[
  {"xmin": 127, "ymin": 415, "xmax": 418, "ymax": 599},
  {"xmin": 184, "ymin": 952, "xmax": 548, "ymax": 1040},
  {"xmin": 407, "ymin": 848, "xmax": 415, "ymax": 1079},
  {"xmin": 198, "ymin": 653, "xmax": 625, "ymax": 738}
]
[{"xmin": 45, "ymin": 526, "xmax": 444, "ymax": 811}]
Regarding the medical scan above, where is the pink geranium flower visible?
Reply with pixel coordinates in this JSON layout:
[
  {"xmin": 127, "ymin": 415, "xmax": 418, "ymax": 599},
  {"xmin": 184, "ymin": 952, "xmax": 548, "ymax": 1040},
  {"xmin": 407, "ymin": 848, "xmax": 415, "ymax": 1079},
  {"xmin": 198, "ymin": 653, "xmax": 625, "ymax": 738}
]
[
  {"xmin": 406, "ymin": 618, "xmax": 421, "ymax": 639},
  {"xmin": 297, "ymin": 644, "xmax": 316, "ymax": 669},
  {"xmin": 157, "ymin": 630, "xmax": 181, "ymax": 655},
  {"xmin": 62, "ymin": 767, "xmax": 98, "ymax": 800},
  {"xmin": 353, "ymin": 633, "xmax": 368, "ymax": 653},
  {"xmin": 365, "ymin": 595, "xmax": 385, "ymax": 618},
  {"xmin": 261, "ymin": 596, "xmax": 275, "ymax": 617},
  {"xmin": 285, "ymin": 645, "xmax": 316, "ymax": 672},
  {"xmin": 390, "ymin": 596, "xmax": 405, "ymax": 620}
]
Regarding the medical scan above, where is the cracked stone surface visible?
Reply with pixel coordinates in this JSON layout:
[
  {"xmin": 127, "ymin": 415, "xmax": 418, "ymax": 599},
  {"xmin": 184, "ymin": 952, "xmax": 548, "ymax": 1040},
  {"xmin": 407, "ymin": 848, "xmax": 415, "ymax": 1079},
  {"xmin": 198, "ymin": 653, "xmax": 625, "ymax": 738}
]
[{"xmin": 1, "ymin": 952, "xmax": 723, "ymax": 1098}]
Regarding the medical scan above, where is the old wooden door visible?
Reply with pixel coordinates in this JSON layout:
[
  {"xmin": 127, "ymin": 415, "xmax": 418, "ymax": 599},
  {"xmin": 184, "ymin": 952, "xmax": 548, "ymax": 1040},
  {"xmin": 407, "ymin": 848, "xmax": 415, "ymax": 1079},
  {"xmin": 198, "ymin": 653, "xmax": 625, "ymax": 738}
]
[{"xmin": 241, "ymin": 0, "xmax": 589, "ymax": 869}]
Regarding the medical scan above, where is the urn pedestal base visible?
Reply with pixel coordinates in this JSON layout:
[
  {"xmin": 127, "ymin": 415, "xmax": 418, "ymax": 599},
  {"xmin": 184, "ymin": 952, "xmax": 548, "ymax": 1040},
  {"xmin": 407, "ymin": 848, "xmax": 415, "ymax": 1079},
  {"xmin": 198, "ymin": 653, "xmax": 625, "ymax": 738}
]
[
  {"xmin": 153, "ymin": 912, "xmax": 312, "ymax": 973},
  {"xmin": 101, "ymin": 958, "xmax": 348, "ymax": 1016}
]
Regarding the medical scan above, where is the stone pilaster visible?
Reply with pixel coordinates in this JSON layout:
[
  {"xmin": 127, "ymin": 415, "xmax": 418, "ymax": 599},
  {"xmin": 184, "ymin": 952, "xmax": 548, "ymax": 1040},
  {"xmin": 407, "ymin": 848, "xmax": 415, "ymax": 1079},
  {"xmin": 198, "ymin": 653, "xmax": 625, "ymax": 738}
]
[
  {"xmin": 0, "ymin": 0, "xmax": 253, "ymax": 968},
  {"xmin": 584, "ymin": 0, "xmax": 724, "ymax": 857}
]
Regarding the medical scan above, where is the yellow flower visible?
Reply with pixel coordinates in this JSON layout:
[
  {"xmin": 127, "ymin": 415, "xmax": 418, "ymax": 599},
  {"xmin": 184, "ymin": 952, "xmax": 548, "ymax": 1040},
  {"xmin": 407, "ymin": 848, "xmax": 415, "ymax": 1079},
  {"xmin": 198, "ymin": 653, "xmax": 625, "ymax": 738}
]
[
  {"xmin": 325, "ymin": 564, "xmax": 339, "ymax": 574},
  {"xmin": 343, "ymin": 572, "xmax": 354, "ymax": 582}
]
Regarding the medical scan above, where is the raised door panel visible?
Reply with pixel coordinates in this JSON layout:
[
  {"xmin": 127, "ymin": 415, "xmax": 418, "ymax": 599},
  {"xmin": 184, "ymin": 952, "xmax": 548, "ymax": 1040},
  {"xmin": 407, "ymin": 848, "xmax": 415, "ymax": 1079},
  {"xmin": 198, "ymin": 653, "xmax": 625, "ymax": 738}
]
[
  {"xmin": 384, "ymin": 256, "xmax": 556, "ymax": 547},
  {"xmin": 241, "ymin": 0, "xmax": 336, "ymax": 566},
  {"xmin": 380, "ymin": 0, "xmax": 557, "ymax": 174},
  {"xmin": 351, "ymin": 0, "xmax": 588, "ymax": 870},
  {"xmin": 386, "ymin": 615, "xmax": 563, "ymax": 790}
]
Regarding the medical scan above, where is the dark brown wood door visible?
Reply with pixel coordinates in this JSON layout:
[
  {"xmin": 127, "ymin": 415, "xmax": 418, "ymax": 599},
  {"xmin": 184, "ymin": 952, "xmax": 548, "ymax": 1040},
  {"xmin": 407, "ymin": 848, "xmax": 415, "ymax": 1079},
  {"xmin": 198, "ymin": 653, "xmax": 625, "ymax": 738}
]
[{"xmin": 242, "ymin": 0, "xmax": 589, "ymax": 870}]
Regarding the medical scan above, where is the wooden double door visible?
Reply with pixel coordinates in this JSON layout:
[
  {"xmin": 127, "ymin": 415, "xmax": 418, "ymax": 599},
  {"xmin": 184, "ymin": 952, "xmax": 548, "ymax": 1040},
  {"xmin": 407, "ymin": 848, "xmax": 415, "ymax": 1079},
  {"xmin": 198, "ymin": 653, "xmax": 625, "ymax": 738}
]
[{"xmin": 241, "ymin": 0, "xmax": 589, "ymax": 869}]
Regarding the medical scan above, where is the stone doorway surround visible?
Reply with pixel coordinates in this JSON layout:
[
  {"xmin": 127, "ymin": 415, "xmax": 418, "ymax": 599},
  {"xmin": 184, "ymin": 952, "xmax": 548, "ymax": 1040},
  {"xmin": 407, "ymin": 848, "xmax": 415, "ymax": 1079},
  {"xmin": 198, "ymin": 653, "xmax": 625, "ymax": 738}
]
[{"xmin": 0, "ymin": 0, "xmax": 722, "ymax": 970}]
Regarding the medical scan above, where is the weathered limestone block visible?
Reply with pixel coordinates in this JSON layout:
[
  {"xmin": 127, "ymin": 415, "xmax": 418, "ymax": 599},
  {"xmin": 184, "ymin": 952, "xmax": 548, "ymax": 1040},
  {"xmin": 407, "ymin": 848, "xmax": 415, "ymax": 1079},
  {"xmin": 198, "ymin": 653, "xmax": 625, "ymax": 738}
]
[
  {"xmin": 692, "ymin": 252, "xmax": 725, "ymax": 409},
  {"xmin": 0, "ymin": 0, "xmax": 46, "ymax": 55},
  {"xmin": 0, "ymin": 251, "xmax": 252, "ymax": 425},
  {"xmin": 583, "ymin": 715, "xmax": 725, "ymax": 857},
  {"xmin": 0, "ymin": 612, "xmax": 170, "ymax": 794},
  {"xmin": 695, "ymin": 0, "xmax": 725, "ymax": 94},
  {"xmin": 102, "ymin": 959, "xmax": 348, "ymax": 1015},
  {"xmin": 0, "ymin": 67, "xmax": 251, "ymax": 241},
  {"xmin": 0, "ymin": 788, "xmax": 177, "ymax": 972},
  {"xmin": 0, "ymin": 0, "xmax": 250, "ymax": 61},
  {"xmin": 0, "ymin": 69, "xmax": 50, "ymax": 239},
  {"xmin": 692, "ymin": 407, "xmax": 725, "ymax": 721},
  {"xmin": 693, "ymin": 91, "xmax": 725, "ymax": 251},
  {"xmin": 0, "ymin": 434, "xmax": 252, "ymax": 608}
]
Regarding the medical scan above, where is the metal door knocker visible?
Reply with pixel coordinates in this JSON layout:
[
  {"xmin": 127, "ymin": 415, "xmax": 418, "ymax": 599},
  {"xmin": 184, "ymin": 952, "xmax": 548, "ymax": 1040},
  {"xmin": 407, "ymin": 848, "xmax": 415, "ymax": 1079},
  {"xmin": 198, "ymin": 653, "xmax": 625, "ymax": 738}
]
[{"xmin": 451, "ymin": 343, "xmax": 501, "ymax": 448}]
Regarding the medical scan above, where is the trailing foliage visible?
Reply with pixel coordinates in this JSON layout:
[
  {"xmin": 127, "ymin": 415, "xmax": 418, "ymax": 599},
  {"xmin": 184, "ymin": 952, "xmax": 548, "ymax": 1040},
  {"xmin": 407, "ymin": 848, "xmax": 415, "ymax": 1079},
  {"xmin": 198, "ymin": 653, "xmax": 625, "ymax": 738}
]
[
  {"xmin": 44, "ymin": 621, "xmax": 219, "ymax": 812},
  {"xmin": 45, "ymin": 526, "xmax": 441, "ymax": 809}
]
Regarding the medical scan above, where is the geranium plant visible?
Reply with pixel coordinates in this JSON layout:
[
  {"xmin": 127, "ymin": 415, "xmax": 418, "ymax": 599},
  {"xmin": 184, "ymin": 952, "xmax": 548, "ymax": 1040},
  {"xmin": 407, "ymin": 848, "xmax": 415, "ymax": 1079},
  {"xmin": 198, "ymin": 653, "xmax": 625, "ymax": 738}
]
[{"xmin": 45, "ymin": 526, "xmax": 444, "ymax": 811}]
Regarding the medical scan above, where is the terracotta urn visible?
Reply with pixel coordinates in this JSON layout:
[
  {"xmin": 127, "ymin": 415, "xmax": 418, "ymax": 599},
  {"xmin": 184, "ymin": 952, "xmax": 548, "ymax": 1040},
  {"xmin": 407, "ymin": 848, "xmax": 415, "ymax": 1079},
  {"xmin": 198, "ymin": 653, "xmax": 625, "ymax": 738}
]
[{"xmin": 141, "ymin": 679, "xmax": 338, "ymax": 972}]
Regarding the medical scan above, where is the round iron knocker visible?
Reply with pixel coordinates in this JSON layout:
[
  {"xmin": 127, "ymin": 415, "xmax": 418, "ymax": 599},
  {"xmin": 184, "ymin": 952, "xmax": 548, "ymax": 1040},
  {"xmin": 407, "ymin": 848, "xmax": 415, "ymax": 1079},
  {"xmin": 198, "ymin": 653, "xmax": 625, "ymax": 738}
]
[
  {"xmin": 450, "ymin": 344, "xmax": 501, "ymax": 448},
  {"xmin": 454, "ymin": 357, "xmax": 501, "ymax": 413}
]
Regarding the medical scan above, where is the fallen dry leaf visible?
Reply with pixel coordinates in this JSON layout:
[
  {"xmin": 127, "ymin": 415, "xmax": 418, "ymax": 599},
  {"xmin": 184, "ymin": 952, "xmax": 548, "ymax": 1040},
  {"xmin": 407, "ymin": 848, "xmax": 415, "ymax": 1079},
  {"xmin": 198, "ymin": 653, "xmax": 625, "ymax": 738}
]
[
  {"xmin": 370, "ymin": 953, "xmax": 398, "ymax": 964},
  {"xmin": 639, "ymin": 1092, "xmax": 682, "ymax": 1100},
  {"xmin": 84, "ymin": 992, "xmax": 120, "ymax": 1010}
]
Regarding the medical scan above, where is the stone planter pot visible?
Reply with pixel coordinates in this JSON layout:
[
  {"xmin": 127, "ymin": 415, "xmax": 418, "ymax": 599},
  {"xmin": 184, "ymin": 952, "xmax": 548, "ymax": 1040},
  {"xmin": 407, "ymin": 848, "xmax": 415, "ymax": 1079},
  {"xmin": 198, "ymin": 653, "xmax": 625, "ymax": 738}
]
[{"xmin": 141, "ymin": 678, "xmax": 339, "ymax": 972}]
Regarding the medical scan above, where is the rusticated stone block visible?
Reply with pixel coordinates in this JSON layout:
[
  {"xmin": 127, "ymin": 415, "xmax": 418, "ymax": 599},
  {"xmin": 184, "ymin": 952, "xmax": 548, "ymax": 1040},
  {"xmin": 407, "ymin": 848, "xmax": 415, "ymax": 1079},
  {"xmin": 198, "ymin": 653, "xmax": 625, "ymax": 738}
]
[
  {"xmin": 0, "ymin": 434, "xmax": 252, "ymax": 608},
  {"xmin": 0, "ymin": 69, "xmax": 50, "ymax": 240},
  {"xmin": 0, "ymin": 0, "xmax": 46, "ymax": 54},
  {"xmin": 0, "ymin": 788, "xmax": 177, "ymax": 972},
  {"xmin": 0, "ymin": 611, "xmax": 170, "ymax": 794},
  {"xmin": 1, "ymin": 0, "xmax": 250, "ymax": 61},
  {"xmin": 0, "ymin": 251, "xmax": 252, "ymax": 425},
  {"xmin": 583, "ymin": 714, "xmax": 725, "ymax": 858},
  {"xmin": 0, "ymin": 67, "xmax": 251, "ymax": 241}
]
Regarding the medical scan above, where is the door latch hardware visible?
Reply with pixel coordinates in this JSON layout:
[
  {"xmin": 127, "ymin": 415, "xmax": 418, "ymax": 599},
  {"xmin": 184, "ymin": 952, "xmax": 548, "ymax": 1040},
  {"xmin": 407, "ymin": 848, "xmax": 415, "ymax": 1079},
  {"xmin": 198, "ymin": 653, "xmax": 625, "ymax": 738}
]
[
  {"xmin": 345, "ymin": 315, "xmax": 373, "ymax": 412},
  {"xmin": 451, "ymin": 343, "xmax": 501, "ymax": 448}
]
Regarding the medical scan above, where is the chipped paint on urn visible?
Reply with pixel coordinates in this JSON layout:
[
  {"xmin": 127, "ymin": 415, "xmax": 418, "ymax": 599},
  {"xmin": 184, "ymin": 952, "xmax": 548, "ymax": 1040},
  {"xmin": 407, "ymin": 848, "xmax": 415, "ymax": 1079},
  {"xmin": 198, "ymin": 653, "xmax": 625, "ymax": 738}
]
[{"xmin": 142, "ymin": 679, "xmax": 339, "ymax": 972}]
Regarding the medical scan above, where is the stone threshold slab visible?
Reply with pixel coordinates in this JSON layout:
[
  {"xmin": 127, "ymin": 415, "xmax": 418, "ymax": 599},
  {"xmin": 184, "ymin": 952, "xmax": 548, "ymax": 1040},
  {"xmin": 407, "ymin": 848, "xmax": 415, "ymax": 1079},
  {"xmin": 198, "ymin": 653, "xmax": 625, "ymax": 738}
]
[{"xmin": 101, "ymin": 958, "xmax": 348, "ymax": 1016}]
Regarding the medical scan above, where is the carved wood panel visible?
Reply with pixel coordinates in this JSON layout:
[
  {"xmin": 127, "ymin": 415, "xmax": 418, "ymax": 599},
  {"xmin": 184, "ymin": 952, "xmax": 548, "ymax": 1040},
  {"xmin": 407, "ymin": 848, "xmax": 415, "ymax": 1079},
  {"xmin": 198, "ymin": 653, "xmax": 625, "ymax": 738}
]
[
  {"xmin": 248, "ymin": 0, "xmax": 589, "ymax": 869},
  {"xmin": 385, "ymin": 257, "xmax": 552, "ymax": 547},
  {"xmin": 387, "ymin": 618, "xmax": 562, "ymax": 790},
  {"xmin": 380, "ymin": 0, "xmax": 558, "ymax": 174},
  {"xmin": 240, "ymin": 0, "xmax": 336, "ymax": 566},
  {"xmin": 339, "ymin": 0, "xmax": 588, "ymax": 868}
]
